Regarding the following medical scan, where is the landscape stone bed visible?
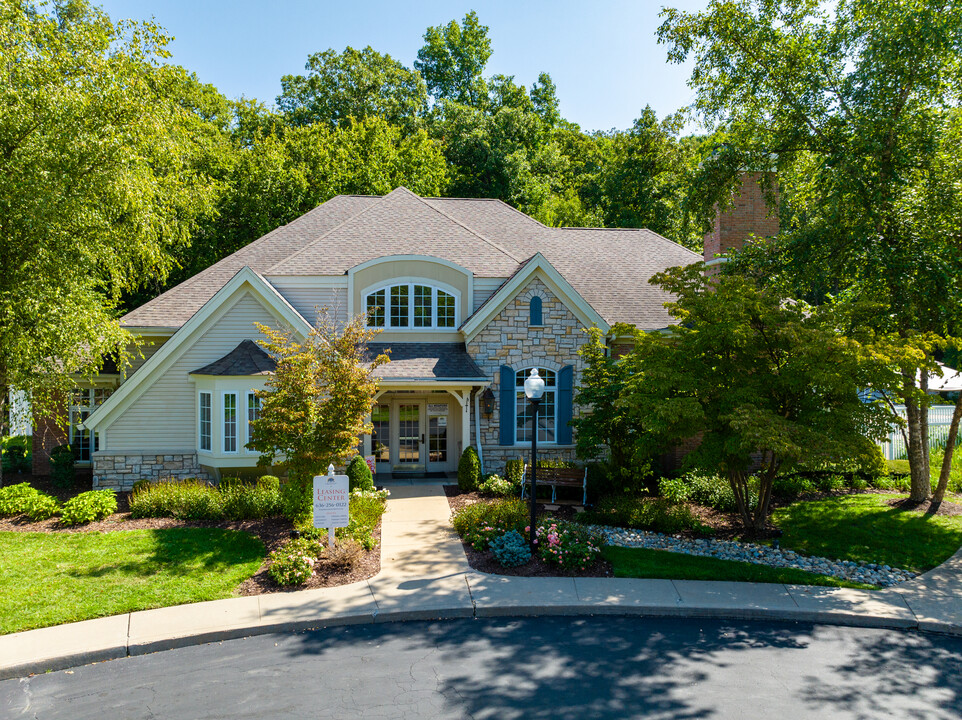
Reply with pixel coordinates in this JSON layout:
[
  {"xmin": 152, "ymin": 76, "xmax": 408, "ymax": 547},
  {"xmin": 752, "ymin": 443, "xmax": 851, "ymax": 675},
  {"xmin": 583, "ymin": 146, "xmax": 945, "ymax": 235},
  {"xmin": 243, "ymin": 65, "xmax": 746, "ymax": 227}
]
[{"xmin": 589, "ymin": 524, "xmax": 918, "ymax": 588}]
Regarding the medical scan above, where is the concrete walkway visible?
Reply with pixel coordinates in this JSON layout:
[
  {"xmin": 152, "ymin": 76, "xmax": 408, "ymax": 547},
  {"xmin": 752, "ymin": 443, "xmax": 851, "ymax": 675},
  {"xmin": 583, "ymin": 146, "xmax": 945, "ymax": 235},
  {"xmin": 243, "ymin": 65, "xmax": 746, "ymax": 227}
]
[{"xmin": 1, "ymin": 484, "xmax": 961, "ymax": 680}]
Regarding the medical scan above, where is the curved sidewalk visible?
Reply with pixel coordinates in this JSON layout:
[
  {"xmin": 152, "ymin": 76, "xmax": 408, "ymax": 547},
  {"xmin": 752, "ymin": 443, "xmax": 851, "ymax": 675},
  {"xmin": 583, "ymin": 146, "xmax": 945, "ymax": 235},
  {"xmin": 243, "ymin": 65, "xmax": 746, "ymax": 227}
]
[{"xmin": 2, "ymin": 484, "xmax": 960, "ymax": 680}]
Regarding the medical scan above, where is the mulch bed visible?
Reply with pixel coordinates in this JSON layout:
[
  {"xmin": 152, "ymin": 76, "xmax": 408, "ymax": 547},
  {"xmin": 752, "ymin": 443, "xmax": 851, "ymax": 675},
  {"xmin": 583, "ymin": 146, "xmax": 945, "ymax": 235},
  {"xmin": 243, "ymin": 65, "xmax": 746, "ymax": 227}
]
[
  {"xmin": 886, "ymin": 497, "xmax": 962, "ymax": 516},
  {"xmin": 443, "ymin": 486, "xmax": 613, "ymax": 578},
  {"xmin": 0, "ymin": 477, "xmax": 382, "ymax": 594}
]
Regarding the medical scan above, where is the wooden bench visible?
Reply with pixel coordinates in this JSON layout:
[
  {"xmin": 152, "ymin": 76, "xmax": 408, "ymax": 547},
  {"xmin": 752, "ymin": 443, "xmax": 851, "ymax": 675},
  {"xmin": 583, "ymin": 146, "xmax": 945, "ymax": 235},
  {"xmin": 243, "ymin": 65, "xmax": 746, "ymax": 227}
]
[{"xmin": 519, "ymin": 465, "xmax": 587, "ymax": 506}]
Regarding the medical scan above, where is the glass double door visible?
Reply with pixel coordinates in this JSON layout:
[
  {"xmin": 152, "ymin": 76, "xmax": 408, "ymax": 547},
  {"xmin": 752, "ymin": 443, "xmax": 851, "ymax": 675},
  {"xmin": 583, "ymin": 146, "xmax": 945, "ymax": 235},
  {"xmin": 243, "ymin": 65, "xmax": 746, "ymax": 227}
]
[{"xmin": 372, "ymin": 398, "xmax": 453, "ymax": 473}]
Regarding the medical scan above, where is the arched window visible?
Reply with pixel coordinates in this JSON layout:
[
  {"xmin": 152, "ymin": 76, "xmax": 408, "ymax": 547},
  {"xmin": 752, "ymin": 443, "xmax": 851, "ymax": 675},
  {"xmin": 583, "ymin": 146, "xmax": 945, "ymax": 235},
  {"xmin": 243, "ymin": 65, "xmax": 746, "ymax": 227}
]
[
  {"xmin": 366, "ymin": 283, "xmax": 457, "ymax": 329},
  {"xmin": 514, "ymin": 368, "xmax": 556, "ymax": 443},
  {"xmin": 529, "ymin": 296, "xmax": 543, "ymax": 325}
]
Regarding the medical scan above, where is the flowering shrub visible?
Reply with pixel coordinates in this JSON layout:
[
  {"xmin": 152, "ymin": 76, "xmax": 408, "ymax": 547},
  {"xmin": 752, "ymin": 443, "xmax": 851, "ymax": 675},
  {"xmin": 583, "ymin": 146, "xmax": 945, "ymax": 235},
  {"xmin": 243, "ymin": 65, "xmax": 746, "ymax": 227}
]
[
  {"xmin": 479, "ymin": 474, "xmax": 518, "ymax": 497},
  {"xmin": 451, "ymin": 498, "xmax": 527, "ymax": 551},
  {"xmin": 268, "ymin": 538, "xmax": 317, "ymax": 586},
  {"xmin": 535, "ymin": 520, "xmax": 604, "ymax": 571},
  {"xmin": 351, "ymin": 487, "xmax": 390, "ymax": 501},
  {"xmin": 490, "ymin": 530, "xmax": 531, "ymax": 567}
]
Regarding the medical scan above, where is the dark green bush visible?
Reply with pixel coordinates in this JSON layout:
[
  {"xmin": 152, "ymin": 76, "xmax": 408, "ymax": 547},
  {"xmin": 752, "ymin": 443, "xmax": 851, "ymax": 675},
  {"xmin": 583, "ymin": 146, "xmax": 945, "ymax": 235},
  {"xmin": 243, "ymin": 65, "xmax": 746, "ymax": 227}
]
[
  {"xmin": 578, "ymin": 496, "xmax": 702, "ymax": 534},
  {"xmin": 458, "ymin": 446, "xmax": 481, "ymax": 492},
  {"xmin": 60, "ymin": 490, "xmax": 117, "ymax": 526},
  {"xmin": 451, "ymin": 497, "xmax": 528, "ymax": 550},
  {"xmin": 490, "ymin": 530, "xmax": 531, "ymax": 567},
  {"xmin": 221, "ymin": 482, "xmax": 282, "ymax": 521},
  {"xmin": 1, "ymin": 444, "xmax": 30, "ymax": 474},
  {"xmin": 346, "ymin": 456, "xmax": 374, "ymax": 492},
  {"xmin": 659, "ymin": 472, "xmax": 755, "ymax": 513},
  {"xmin": 504, "ymin": 459, "xmax": 524, "ymax": 488},
  {"xmin": 49, "ymin": 445, "xmax": 75, "ymax": 488}
]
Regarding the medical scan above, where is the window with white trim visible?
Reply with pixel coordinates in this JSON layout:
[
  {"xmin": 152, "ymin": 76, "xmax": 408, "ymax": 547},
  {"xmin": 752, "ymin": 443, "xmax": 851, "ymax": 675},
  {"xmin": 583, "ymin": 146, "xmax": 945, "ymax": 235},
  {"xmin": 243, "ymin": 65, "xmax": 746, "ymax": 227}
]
[
  {"xmin": 224, "ymin": 393, "xmax": 237, "ymax": 453},
  {"xmin": 366, "ymin": 283, "xmax": 457, "ymax": 329},
  {"xmin": 199, "ymin": 392, "xmax": 212, "ymax": 451},
  {"xmin": 515, "ymin": 368, "xmax": 556, "ymax": 443},
  {"xmin": 69, "ymin": 387, "xmax": 113, "ymax": 462},
  {"xmin": 247, "ymin": 392, "xmax": 261, "ymax": 449}
]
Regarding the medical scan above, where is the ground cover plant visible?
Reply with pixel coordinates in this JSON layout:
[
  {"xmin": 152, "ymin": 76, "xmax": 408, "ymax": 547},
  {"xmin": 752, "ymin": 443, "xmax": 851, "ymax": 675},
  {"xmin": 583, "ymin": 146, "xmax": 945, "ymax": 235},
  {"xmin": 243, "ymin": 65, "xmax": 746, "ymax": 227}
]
[
  {"xmin": 0, "ymin": 528, "xmax": 264, "ymax": 634},
  {"xmin": 602, "ymin": 546, "xmax": 875, "ymax": 589},
  {"xmin": 771, "ymin": 494, "xmax": 962, "ymax": 574}
]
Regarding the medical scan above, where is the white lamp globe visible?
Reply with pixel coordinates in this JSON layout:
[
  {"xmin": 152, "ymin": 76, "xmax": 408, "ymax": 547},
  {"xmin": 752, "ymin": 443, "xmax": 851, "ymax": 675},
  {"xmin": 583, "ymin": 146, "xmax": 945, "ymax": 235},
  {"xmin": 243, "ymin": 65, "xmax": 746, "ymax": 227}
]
[{"xmin": 524, "ymin": 368, "xmax": 546, "ymax": 400}]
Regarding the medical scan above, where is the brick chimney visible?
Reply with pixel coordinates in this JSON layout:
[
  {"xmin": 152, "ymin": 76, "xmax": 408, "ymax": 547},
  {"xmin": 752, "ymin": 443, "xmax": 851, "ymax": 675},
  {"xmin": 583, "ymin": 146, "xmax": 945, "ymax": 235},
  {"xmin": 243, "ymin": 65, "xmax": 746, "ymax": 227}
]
[{"xmin": 703, "ymin": 171, "xmax": 779, "ymax": 263}]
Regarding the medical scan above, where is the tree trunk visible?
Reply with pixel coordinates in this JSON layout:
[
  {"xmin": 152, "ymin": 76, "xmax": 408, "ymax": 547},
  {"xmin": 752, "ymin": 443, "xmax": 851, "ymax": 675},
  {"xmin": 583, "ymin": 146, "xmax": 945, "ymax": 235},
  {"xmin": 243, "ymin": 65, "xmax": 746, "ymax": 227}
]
[
  {"xmin": 903, "ymin": 368, "xmax": 931, "ymax": 501},
  {"xmin": 0, "ymin": 388, "xmax": 6, "ymax": 490},
  {"xmin": 933, "ymin": 393, "xmax": 962, "ymax": 504},
  {"xmin": 727, "ymin": 469, "xmax": 753, "ymax": 529},
  {"xmin": 920, "ymin": 371, "xmax": 930, "ymax": 482}
]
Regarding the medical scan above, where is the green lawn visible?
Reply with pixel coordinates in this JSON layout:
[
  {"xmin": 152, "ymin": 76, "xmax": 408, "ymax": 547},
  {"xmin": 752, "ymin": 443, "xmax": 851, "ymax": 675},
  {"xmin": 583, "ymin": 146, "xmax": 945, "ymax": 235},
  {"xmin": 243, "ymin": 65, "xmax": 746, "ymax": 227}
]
[
  {"xmin": 602, "ymin": 546, "xmax": 875, "ymax": 589},
  {"xmin": 0, "ymin": 528, "xmax": 265, "ymax": 635},
  {"xmin": 772, "ymin": 493, "xmax": 962, "ymax": 574}
]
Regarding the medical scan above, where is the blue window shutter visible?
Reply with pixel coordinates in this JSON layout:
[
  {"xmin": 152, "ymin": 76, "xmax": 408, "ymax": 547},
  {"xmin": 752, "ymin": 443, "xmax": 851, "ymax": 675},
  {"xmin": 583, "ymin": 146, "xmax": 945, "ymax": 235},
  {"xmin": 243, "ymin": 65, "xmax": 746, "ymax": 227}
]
[
  {"xmin": 529, "ymin": 296, "xmax": 543, "ymax": 325},
  {"xmin": 500, "ymin": 365, "xmax": 516, "ymax": 445},
  {"xmin": 558, "ymin": 365, "xmax": 574, "ymax": 445}
]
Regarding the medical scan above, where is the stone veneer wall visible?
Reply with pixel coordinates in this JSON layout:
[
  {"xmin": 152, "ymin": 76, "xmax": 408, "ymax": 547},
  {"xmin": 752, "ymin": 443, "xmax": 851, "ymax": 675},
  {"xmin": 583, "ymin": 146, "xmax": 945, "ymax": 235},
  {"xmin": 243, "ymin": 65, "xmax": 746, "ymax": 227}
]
[
  {"xmin": 467, "ymin": 277, "xmax": 591, "ymax": 473},
  {"xmin": 93, "ymin": 453, "xmax": 209, "ymax": 490}
]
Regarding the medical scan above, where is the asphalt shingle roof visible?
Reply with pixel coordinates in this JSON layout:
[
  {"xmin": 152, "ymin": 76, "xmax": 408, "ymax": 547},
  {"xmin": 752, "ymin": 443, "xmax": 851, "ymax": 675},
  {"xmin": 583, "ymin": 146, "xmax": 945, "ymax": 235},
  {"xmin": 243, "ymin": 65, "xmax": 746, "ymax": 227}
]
[
  {"xmin": 190, "ymin": 340, "xmax": 276, "ymax": 376},
  {"xmin": 367, "ymin": 343, "xmax": 487, "ymax": 380},
  {"xmin": 122, "ymin": 187, "xmax": 701, "ymax": 331}
]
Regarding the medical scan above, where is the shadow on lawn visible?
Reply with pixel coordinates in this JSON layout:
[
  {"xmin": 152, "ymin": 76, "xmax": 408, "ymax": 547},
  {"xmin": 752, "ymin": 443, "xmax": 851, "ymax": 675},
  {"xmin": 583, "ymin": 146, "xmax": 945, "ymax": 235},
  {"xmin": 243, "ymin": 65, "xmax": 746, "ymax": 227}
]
[
  {"xmin": 62, "ymin": 528, "xmax": 264, "ymax": 580},
  {"xmin": 283, "ymin": 617, "xmax": 962, "ymax": 719}
]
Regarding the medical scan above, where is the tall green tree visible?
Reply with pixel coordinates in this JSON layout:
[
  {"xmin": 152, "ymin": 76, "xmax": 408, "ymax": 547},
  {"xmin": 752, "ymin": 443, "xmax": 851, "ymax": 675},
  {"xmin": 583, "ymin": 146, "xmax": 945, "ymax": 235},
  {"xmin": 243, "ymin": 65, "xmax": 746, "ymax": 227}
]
[
  {"xmin": 659, "ymin": 0, "xmax": 962, "ymax": 500},
  {"xmin": 623, "ymin": 264, "xmax": 899, "ymax": 530},
  {"xmin": 415, "ymin": 11, "xmax": 492, "ymax": 107},
  {"xmin": 278, "ymin": 46, "xmax": 427, "ymax": 129},
  {"xmin": 0, "ymin": 0, "xmax": 220, "ymax": 485}
]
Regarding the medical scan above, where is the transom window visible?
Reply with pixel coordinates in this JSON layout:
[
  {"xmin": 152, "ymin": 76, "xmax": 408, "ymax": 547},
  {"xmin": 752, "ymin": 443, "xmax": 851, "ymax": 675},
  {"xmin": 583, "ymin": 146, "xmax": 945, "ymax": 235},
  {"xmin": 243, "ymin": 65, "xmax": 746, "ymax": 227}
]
[
  {"xmin": 366, "ymin": 283, "xmax": 457, "ymax": 329},
  {"xmin": 515, "ymin": 368, "xmax": 556, "ymax": 443}
]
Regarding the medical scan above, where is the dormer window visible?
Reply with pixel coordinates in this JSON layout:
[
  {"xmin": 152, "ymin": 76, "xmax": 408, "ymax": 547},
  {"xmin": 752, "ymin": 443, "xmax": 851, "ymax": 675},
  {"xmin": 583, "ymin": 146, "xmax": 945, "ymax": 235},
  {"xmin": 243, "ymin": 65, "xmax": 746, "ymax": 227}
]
[{"xmin": 366, "ymin": 283, "xmax": 457, "ymax": 329}]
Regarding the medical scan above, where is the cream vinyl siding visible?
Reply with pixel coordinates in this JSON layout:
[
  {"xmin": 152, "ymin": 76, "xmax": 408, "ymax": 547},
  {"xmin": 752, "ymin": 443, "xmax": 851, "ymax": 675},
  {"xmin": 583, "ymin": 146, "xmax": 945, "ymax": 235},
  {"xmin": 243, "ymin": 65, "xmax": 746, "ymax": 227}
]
[
  {"xmin": 473, "ymin": 278, "xmax": 505, "ymax": 313},
  {"xmin": 266, "ymin": 277, "xmax": 348, "ymax": 326},
  {"xmin": 104, "ymin": 292, "xmax": 281, "ymax": 452},
  {"xmin": 124, "ymin": 338, "xmax": 168, "ymax": 379}
]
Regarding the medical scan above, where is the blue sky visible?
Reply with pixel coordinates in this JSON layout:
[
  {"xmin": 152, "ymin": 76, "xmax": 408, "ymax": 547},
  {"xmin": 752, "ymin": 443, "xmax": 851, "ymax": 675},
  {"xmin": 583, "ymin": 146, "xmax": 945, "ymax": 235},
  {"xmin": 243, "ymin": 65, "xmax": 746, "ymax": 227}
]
[{"xmin": 97, "ymin": 0, "xmax": 710, "ymax": 133}]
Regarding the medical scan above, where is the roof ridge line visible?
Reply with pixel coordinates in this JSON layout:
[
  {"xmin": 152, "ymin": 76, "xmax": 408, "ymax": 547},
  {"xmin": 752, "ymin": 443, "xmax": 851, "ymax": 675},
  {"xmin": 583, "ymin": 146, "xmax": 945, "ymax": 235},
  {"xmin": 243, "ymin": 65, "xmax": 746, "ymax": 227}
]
[
  {"xmin": 264, "ymin": 194, "xmax": 390, "ymax": 274},
  {"xmin": 415, "ymin": 193, "xmax": 524, "ymax": 263}
]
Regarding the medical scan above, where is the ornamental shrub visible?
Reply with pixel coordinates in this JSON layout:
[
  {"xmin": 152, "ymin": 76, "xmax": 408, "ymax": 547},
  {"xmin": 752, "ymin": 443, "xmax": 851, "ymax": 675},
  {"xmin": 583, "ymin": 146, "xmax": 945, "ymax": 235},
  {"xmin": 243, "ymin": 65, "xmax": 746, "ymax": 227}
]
[
  {"xmin": 0, "ymin": 483, "xmax": 43, "ymax": 516},
  {"xmin": 1, "ymin": 444, "xmax": 30, "ymax": 474},
  {"xmin": 26, "ymin": 493, "xmax": 60, "ymax": 521},
  {"xmin": 321, "ymin": 538, "xmax": 363, "ymax": 569},
  {"xmin": 49, "ymin": 444, "xmax": 75, "ymax": 489},
  {"xmin": 490, "ymin": 530, "xmax": 531, "ymax": 567},
  {"xmin": 578, "ymin": 496, "xmax": 702, "ymax": 534},
  {"xmin": 479, "ymin": 473, "xmax": 516, "ymax": 497},
  {"xmin": 504, "ymin": 459, "xmax": 524, "ymax": 488},
  {"xmin": 659, "ymin": 472, "xmax": 756, "ymax": 513},
  {"xmin": 268, "ymin": 539, "xmax": 316, "ymax": 586},
  {"xmin": 346, "ymin": 455, "xmax": 374, "ymax": 492},
  {"xmin": 451, "ymin": 497, "xmax": 527, "ymax": 551},
  {"xmin": 60, "ymin": 490, "xmax": 117, "ymax": 526},
  {"xmin": 221, "ymin": 481, "xmax": 282, "ymax": 521},
  {"xmin": 536, "ymin": 520, "xmax": 603, "ymax": 571},
  {"xmin": 458, "ymin": 446, "xmax": 481, "ymax": 492},
  {"xmin": 258, "ymin": 475, "xmax": 281, "ymax": 492}
]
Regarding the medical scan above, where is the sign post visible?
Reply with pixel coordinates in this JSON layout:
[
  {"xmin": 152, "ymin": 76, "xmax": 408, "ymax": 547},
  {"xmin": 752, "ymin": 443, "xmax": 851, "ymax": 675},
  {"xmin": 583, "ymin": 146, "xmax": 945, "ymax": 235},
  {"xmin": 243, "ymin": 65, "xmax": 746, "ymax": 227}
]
[{"xmin": 313, "ymin": 464, "xmax": 350, "ymax": 548}]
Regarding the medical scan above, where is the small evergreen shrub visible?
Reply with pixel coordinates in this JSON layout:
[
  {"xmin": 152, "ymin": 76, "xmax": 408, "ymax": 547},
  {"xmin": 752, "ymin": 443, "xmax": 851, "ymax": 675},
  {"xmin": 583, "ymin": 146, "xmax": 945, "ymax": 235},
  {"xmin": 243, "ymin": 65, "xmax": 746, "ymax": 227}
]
[
  {"xmin": 451, "ymin": 497, "xmax": 528, "ymax": 550},
  {"xmin": 458, "ymin": 446, "xmax": 482, "ymax": 492},
  {"xmin": 267, "ymin": 539, "xmax": 316, "ymax": 586},
  {"xmin": 578, "ymin": 496, "xmax": 702, "ymax": 534},
  {"xmin": 60, "ymin": 490, "xmax": 117, "ymax": 526},
  {"xmin": 772, "ymin": 475, "xmax": 815, "ymax": 499},
  {"xmin": 49, "ymin": 445, "xmax": 75, "ymax": 488},
  {"xmin": 258, "ymin": 475, "xmax": 281, "ymax": 492},
  {"xmin": 1, "ymin": 444, "xmax": 30, "ymax": 474},
  {"xmin": 26, "ymin": 494, "xmax": 60, "ymax": 521},
  {"xmin": 504, "ymin": 459, "xmax": 524, "ymax": 488},
  {"xmin": 346, "ymin": 456, "xmax": 374, "ymax": 492},
  {"xmin": 536, "ymin": 520, "xmax": 604, "ymax": 571},
  {"xmin": 490, "ymin": 530, "xmax": 531, "ymax": 567}
]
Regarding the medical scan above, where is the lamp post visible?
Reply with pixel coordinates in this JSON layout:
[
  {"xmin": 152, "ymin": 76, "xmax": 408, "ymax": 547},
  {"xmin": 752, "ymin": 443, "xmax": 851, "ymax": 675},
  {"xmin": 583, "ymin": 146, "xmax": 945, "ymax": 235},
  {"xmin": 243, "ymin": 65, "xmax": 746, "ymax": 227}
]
[{"xmin": 524, "ymin": 368, "xmax": 546, "ymax": 551}]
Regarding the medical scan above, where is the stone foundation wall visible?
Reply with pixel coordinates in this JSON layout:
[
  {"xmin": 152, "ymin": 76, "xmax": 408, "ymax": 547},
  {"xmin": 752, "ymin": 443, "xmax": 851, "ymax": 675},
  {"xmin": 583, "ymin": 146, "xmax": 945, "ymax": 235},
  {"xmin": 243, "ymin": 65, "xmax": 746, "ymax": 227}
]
[
  {"xmin": 93, "ymin": 453, "xmax": 209, "ymax": 490},
  {"xmin": 468, "ymin": 276, "xmax": 590, "ymax": 475}
]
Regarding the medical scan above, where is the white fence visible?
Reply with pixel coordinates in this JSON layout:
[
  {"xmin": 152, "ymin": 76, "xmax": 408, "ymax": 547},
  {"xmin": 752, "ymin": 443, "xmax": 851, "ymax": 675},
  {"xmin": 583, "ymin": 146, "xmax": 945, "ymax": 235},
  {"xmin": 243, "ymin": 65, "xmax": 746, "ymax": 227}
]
[{"xmin": 879, "ymin": 404, "xmax": 957, "ymax": 460}]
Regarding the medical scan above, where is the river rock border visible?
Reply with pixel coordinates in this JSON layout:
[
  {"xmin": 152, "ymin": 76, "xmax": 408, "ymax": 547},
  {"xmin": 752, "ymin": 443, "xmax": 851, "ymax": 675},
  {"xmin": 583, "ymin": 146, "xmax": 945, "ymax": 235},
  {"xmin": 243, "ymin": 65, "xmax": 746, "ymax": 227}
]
[{"xmin": 589, "ymin": 525, "xmax": 917, "ymax": 588}]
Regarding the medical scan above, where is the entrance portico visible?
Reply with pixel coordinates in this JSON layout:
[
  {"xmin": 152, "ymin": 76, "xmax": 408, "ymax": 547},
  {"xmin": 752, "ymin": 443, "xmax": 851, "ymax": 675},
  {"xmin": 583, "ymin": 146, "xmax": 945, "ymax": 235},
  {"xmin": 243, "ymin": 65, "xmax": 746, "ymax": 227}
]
[{"xmin": 363, "ymin": 343, "xmax": 489, "ymax": 478}]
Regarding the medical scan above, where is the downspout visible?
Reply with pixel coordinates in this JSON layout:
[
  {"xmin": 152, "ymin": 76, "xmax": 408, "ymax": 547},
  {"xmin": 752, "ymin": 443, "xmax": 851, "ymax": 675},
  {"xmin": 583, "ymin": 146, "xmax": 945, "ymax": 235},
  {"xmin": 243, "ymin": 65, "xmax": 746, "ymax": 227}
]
[{"xmin": 474, "ymin": 388, "xmax": 485, "ymax": 476}]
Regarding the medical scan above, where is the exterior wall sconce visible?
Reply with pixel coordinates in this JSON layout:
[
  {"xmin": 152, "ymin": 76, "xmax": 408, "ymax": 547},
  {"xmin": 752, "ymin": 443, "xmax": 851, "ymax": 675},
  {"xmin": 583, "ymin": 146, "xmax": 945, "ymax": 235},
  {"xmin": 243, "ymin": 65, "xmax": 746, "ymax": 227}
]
[{"xmin": 481, "ymin": 387, "xmax": 496, "ymax": 416}]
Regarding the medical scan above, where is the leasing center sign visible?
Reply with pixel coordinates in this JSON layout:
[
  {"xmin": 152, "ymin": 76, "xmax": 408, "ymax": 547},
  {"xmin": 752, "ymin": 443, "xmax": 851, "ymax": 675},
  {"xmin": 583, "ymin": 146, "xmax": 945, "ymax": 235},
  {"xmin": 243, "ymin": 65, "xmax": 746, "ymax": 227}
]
[{"xmin": 313, "ymin": 472, "xmax": 350, "ymax": 529}]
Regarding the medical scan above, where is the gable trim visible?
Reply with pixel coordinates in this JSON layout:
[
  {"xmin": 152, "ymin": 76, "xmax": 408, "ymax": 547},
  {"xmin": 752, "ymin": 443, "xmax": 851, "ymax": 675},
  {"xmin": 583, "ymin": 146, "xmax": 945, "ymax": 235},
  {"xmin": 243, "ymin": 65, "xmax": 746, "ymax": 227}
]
[
  {"xmin": 460, "ymin": 253, "xmax": 609, "ymax": 342},
  {"xmin": 84, "ymin": 267, "xmax": 312, "ymax": 432}
]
